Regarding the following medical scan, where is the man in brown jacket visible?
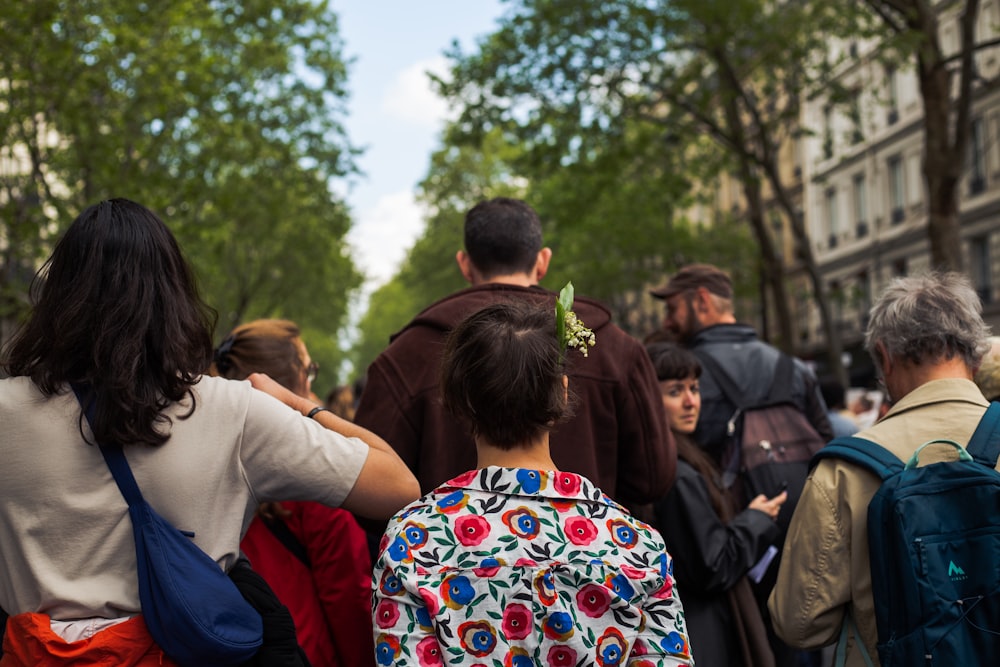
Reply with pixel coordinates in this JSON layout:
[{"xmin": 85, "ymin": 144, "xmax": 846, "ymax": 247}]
[
  {"xmin": 354, "ymin": 197, "xmax": 675, "ymax": 508},
  {"xmin": 769, "ymin": 272, "xmax": 994, "ymax": 666}
]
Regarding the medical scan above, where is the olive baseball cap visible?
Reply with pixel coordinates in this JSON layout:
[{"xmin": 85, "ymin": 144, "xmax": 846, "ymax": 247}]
[{"xmin": 650, "ymin": 263, "xmax": 733, "ymax": 300}]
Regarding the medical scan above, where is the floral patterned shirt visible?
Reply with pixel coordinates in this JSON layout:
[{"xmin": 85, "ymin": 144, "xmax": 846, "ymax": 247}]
[{"xmin": 372, "ymin": 467, "xmax": 693, "ymax": 666}]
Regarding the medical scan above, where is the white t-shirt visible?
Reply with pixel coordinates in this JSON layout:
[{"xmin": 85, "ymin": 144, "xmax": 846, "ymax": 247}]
[{"xmin": 0, "ymin": 375, "xmax": 368, "ymax": 620}]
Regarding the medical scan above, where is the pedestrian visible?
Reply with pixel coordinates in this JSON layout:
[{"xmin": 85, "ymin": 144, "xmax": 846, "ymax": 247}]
[
  {"xmin": 0, "ymin": 198, "xmax": 418, "ymax": 665},
  {"xmin": 373, "ymin": 299, "xmax": 693, "ymax": 666}
]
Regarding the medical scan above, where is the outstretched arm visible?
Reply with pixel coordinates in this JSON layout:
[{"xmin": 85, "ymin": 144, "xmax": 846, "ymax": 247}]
[{"xmin": 249, "ymin": 373, "xmax": 420, "ymax": 519}]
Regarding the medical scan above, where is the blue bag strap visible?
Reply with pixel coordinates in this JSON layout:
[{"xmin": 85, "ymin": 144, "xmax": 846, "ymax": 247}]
[
  {"xmin": 966, "ymin": 402, "xmax": 1000, "ymax": 468},
  {"xmin": 811, "ymin": 436, "xmax": 905, "ymax": 481},
  {"xmin": 71, "ymin": 383, "xmax": 145, "ymax": 508}
]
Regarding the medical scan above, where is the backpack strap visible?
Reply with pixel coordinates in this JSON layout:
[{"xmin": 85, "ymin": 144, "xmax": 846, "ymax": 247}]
[
  {"xmin": 692, "ymin": 348, "xmax": 747, "ymax": 410},
  {"xmin": 966, "ymin": 402, "xmax": 1000, "ymax": 468},
  {"xmin": 812, "ymin": 436, "xmax": 905, "ymax": 481},
  {"xmin": 765, "ymin": 352, "xmax": 797, "ymax": 405}
]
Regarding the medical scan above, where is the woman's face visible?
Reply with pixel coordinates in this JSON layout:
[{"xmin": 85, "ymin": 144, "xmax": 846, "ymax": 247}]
[
  {"xmin": 659, "ymin": 375, "xmax": 701, "ymax": 434},
  {"xmin": 294, "ymin": 337, "xmax": 317, "ymax": 399}
]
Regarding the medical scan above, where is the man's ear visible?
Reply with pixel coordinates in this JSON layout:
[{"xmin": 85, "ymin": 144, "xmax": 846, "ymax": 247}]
[
  {"xmin": 534, "ymin": 247, "xmax": 553, "ymax": 282},
  {"xmin": 875, "ymin": 341, "xmax": 892, "ymax": 378},
  {"xmin": 456, "ymin": 250, "xmax": 475, "ymax": 284},
  {"xmin": 692, "ymin": 286, "xmax": 712, "ymax": 314}
]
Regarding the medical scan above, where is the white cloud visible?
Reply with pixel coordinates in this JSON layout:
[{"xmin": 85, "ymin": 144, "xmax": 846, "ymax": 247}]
[
  {"xmin": 347, "ymin": 189, "xmax": 428, "ymax": 289},
  {"xmin": 380, "ymin": 56, "xmax": 455, "ymax": 128}
]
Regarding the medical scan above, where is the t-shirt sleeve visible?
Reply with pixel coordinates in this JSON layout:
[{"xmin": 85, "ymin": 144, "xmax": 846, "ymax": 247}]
[{"xmin": 237, "ymin": 385, "xmax": 369, "ymax": 507}]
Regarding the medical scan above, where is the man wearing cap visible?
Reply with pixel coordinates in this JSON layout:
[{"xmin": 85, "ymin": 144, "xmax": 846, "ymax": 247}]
[
  {"xmin": 651, "ymin": 263, "xmax": 832, "ymax": 667},
  {"xmin": 651, "ymin": 263, "xmax": 831, "ymax": 467},
  {"xmin": 355, "ymin": 197, "xmax": 675, "ymax": 510}
]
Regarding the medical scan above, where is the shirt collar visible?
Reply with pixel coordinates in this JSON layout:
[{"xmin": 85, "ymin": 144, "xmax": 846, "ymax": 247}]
[
  {"xmin": 882, "ymin": 378, "xmax": 988, "ymax": 421},
  {"xmin": 439, "ymin": 466, "xmax": 608, "ymax": 504}
]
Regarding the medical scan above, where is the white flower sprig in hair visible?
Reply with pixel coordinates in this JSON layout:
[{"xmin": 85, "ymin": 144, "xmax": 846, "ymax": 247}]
[{"xmin": 556, "ymin": 282, "xmax": 596, "ymax": 358}]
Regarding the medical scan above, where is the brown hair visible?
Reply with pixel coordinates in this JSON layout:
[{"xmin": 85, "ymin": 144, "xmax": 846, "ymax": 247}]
[
  {"xmin": 211, "ymin": 319, "xmax": 305, "ymax": 394},
  {"xmin": 441, "ymin": 300, "xmax": 571, "ymax": 449}
]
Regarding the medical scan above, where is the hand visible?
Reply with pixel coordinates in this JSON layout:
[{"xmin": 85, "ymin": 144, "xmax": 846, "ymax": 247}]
[
  {"xmin": 748, "ymin": 490, "xmax": 787, "ymax": 521},
  {"xmin": 248, "ymin": 372, "xmax": 311, "ymax": 415}
]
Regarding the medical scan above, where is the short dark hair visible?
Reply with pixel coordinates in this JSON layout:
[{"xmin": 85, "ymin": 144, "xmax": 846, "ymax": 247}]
[
  {"xmin": 819, "ymin": 377, "xmax": 847, "ymax": 410},
  {"xmin": 2, "ymin": 198, "xmax": 216, "ymax": 447},
  {"xmin": 440, "ymin": 300, "xmax": 571, "ymax": 449},
  {"xmin": 645, "ymin": 342, "xmax": 702, "ymax": 382},
  {"xmin": 463, "ymin": 197, "xmax": 543, "ymax": 278},
  {"xmin": 212, "ymin": 319, "xmax": 305, "ymax": 395}
]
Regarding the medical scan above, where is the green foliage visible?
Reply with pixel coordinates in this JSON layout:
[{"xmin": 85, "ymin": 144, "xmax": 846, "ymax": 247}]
[{"xmin": 0, "ymin": 0, "xmax": 361, "ymax": 376}]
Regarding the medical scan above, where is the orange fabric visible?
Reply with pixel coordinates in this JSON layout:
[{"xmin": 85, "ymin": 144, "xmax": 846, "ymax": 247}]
[{"xmin": 1, "ymin": 613, "xmax": 178, "ymax": 667}]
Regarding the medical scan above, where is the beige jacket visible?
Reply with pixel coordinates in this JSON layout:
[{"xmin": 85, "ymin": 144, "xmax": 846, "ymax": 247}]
[{"xmin": 768, "ymin": 378, "xmax": 991, "ymax": 667}]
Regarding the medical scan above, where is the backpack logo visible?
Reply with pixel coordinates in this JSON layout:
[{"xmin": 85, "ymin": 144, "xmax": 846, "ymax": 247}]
[{"xmin": 948, "ymin": 560, "xmax": 967, "ymax": 581}]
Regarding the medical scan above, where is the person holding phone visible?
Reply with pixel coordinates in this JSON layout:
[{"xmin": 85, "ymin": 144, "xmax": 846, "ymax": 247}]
[{"xmin": 648, "ymin": 342, "xmax": 786, "ymax": 667}]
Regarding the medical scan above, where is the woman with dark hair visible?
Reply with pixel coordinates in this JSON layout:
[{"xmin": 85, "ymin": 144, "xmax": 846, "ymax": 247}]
[
  {"xmin": 0, "ymin": 199, "xmax": 418, "ymax": 665},
  {"xmin": 211, "ymin": 318, "xmax": 375, "ymax": 667},
  {"xmin": 372, "ymin": 299, "xmax": 693, "ymax": 667},
  {"xmin": 647, "ymin": 342, "xmax": 784, "ymax": 667}
]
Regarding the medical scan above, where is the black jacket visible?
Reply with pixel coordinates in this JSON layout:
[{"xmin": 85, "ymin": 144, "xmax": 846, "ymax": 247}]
[{"xmin": 655, "ymin": 460, "xmax": 780, "ymax": 667}]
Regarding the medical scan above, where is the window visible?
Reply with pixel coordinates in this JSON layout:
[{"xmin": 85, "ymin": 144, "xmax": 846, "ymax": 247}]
[
  {"xmin": 889, "ymin": 156, "xmax": 905, "ymax": 223},
  {"xmin": 971, "ymin": 235, "xmax": 992, "ymax": 303},
  {"xmin": 970, "ymin": 117, "xmax": 986, "ymax": 195},
  {"xmin": 857, "ymin": 270, "xmax": 872, "ymax": 328},
  {"xmin": 826, "ymin": 187, "xmax": 839, "ymax": 248},
  {"xmin": 849, "ymin": 91, "xmax": 863, "ymax": 144},
  {"xmin": 823, "ymin": 106, "xmax": 833, "ymax": 159},
  {"xmin": 886, "ymin": 67, "xmax": 899, "ymax": 125},
  {"xmin": 853, "ymin": 173, "xmax": 868, "ymax": 237}
]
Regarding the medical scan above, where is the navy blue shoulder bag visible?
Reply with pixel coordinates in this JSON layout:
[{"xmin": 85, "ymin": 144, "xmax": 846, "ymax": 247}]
[{"xmin": 74, "ymin": 385, "xmax": 263, "ymax": 666}]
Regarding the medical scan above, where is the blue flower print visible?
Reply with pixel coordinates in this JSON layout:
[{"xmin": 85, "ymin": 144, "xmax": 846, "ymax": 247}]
[
  {"xmin": 516, "ymin": 468, "xmax": 542, "ymax": 493},
  {"xmin": 441, "ymin": 574, "xmax": 476, "ymax": 609},
  {"xmin": 542, "ymin": 611, "xmax": 575, "ymax": 641},
  {"xmin": 415, "ymin": 605, "xmax": 432, "ymax": 630},
  {"xmin": 387, "ymin": 536, "xmax": 411, "ymax": 562},
  {"xmin": 608, "ymin": 573, "xmax": 635, "ymax": 601},
  {"xmin": 403, "ymin": 522, "xmax": 428, "ymax": 549},
  {"xmin": 662, "ymin": 631, "xmax": 689, "ymax": 657},
  {"xmin": 436, "ymin": 490, "xmax": 469, "ymax": 514}
]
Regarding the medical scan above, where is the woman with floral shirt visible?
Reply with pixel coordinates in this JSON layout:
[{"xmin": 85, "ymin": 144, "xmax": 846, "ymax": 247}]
[{"xmin": 372, "ymin": 299, "xmax": 693, "ymax": 667}]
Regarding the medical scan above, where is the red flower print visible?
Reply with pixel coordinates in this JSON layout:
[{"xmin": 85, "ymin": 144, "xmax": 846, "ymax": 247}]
[
  {"xmin": 415, "ymin": 636, "xmax": 444, "ymax": 667},
  {"xmin": 449, "ymin": 469, "xmax": 479, "ymax": 487},
  {"xmin": 502, "ymin": 603, "xmax": 532, "ymax": 640},
  {"xmin": 549, "ymin": 499, "xmax": 576, "ymax": 513},
  {"xmin": 514, "ymin": 557, "xmax": 537, "ymax": 567},
  {"xmin": 473, "ymin": 557, "xmax": 505, "ymax": 577},
  {"xmin": 419, "ymin": 587, "xmax": 440, "ymax": 616},
  {"xmin": 547, "ymin": 645, "xmax": 578, "ymax": 666},
  {"xmin": 620, "ymin": 564, "xmax": 646, "ymax": 579},
  {"xmin": 575, "ymin": 583, "xmax": 612, "ymax": 618},
  {"xmin": 553, "ymin": 471, "xmax": 581, "ymax": 496},
  {"xmin": 651, "ymin": 576, "xmax": 674, "ymax": 600},
  {"xmin": 564, "ymin": 516, "xmax": 598, "ymax": 546},
  {"xmin": 455, "ymin": 514, "xmax": 491, "ymax": 546},
  {"xmin": 375, "ymin": 598, "xmax": 399, "ymax": 628}
]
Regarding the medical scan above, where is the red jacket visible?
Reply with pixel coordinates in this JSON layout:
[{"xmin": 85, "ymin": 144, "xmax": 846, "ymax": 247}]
[
  {"xmin": 240, "ymin": 502, "xmax": 375, "ymax": 667},
  {"xmin": 354, "ymin": 283, "xmax": 675, "ymax": 506}
]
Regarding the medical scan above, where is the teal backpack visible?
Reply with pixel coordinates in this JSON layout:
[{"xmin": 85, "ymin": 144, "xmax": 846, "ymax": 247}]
[{"xmin": 813, "ymin": 403, "xmax": 1000, "ymax": 667}]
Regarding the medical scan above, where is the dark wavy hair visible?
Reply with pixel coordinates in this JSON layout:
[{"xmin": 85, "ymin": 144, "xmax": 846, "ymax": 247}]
[
  {"xmin": 463, "ymin": 198, "xmax": 543, "ymax": 279},
  {"xmin": 440, "ymin": 300, "xmax": 571, "ymax": 449},
  {"xmin": 2, "ymin": 198, "xmax": 216, "ymax": 446}
]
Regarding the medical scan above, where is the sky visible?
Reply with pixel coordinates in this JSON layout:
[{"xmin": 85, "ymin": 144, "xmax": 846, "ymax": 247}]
[{"xmin": 333, "ymin": 1, "xmax": 506, "ymax": 293}]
